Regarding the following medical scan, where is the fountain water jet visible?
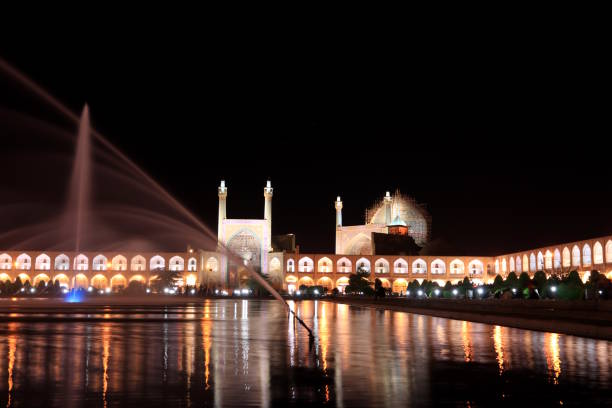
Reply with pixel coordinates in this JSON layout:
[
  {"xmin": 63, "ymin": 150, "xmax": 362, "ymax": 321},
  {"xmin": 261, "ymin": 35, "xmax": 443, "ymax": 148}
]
[{"xmin": 0, "ymin": 58, "xmax": 315, "ymax": 339}]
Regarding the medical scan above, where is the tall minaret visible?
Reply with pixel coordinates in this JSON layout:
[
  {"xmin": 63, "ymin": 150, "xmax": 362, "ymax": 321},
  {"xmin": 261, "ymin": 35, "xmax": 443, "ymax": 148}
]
[
  {"xmin": 335, "ymin": 196, "xmax": 343, "ymax": 254},
  {"xmin": 335, "ymin": 196, "xmax": 343, "ymax": 228},
  {"xmin": 264, "ymin": 179, "xmax": 273, "ymax": 251},
  {"xmin": 218, "ymin": 180, "xmax": 227, "ymax": 242},
  {"xmin": 384, "ymin": 191, "xmax": 392, "ymax": 225}
]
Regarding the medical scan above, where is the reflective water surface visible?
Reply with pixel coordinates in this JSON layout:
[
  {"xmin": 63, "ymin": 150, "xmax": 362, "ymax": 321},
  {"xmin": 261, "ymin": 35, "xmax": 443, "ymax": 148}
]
[{"xmin": 0, "ymin": 299, "xmax": 610, "ymax": 407}]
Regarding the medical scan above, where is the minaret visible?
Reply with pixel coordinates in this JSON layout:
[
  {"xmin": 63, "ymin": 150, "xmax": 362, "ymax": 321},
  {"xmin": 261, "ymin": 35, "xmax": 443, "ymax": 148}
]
[
  {"xmin": 335, "ymin": 196, "xmax": 343, "ymax": 228},
  {"xmin": 384, "ymin": 191, "xmax": 392, "ymax": 225},
  {"xmin": 218, "ymin": 180, "xmax": 227, "ymax": 242},
  {"xmin": 264, "ymin": 179, "xmax": 273, "ymax": 251}
]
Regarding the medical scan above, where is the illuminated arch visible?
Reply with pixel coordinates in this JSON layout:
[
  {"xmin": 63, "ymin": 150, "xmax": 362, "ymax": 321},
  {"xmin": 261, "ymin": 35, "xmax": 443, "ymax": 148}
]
[
  {"xmin": 74, "ymin": 274, "xmax": 88, "ymax": 289},
  {"xmin": 553, "ymin": 249, "xmax": 561, "ymax": 269},
  {"xmin": 431, "ymin": 259, "xmax": 446, "ymax": 275},
  {"xmin": 345, "ymin": 233, "xmax": 372, "ymax": 255},
  {"xmin": 593, "ymin": 242, "xmax": 603, "ymax": 264},
  {"xmin": 516, "ymin": 256, "xmax": 522, "ymax": 273},
  {"xmin": 572, "ymin": 245, "xmax": 580, "ymax": 267},
  {"xmin": 17, "ymin": 273, "xmax": 31, "ymax": 284},
  {"xmin": 509, "ymin": 257, "xmax": 515, "ymax": 272},
  {"xmin": 169, "ymin": 256, "xmax": 184, "ymax": 271},
  {"xmin": 377, "ymin": 278, "xmax": 391, "ymax": 288},
  {"xmin": 54, "ymin": 254, "xmax": 69, "ymax": 271},
  {"xmin": 185, "ymin": 274, "xmax": 197, "ymax": 286},
  {"xmin": 286, "ymin": 259, "xmax": 295, "ymax": 272},
  {"xmin": 298, "ymin": 276, "xmax": 314, "ymax": 287},
  {"xmin": 606, "ymin": 240, "xmax": 612, "ymax": 263},
  {"xmin": 337, "ymin": 257, "xmax": 352, "ymax": 273},
  {"xmin": 562, "ymin": 247, "xmax": 571, "ymax": 267},
  {"xmin": 285, "ymin": 275, "xmax": 298, "ymax": 283},
  {"xmin": 394, "ymin": 258, "xmax": 408, "ymax": 273},
  {"xmin": 468, "ymin": 259, "xmax": 484, "ymax": 275},
  {"xmin": 150, "ymin": 255, "xmax": 165, "ymax": 271},
  {"xmin": 374, "ymin": 258, "xmax": 390, "ymax": 273},
  {"xmin": 54, "ymin": 273, "xmax": 70, "ymax": 288},
  {"xmin": 128, "ymin": 274, "xmax": 146, "ymax": 284},
  {"xmin": 522, "ymin": 255, "xmax": 529, "ymax": 272},
  {"xmin": 298, "ymin": 257, "xmax": 314, "ymax": 272},
  {"xmin": 33, "ymin": 273, "xmax": 50, "ymax": 286},
  {"xmin": 112, "ymin": 255, "xmax": 127, "ymax": 271},
  {"xmin": 355, "ymin": 257, "xmax": 371, "ymax": 273},
  {"xmin": 412, "ymin": 258, "xmax": 427, "ymax": 274},
  {"xmin": 110, "ymin": 274, "xmax": 127, "ymax": 289},
  {"xmin": 317, "ymin": 257, "xmax": 333, "ymax": 273},
  {"xmin": 501, "ymin": 258, "xmax": 507, "ymax": 273},
  {"xmin": 91, "ymin": 274, "xmax": 109, "ymax": 289},
  {"xmin": 336, "ymin": 276, "xmax": 350, "ymax": 293},
  {"xmin": 0, "ymin": 253, "xmax": 12, "ymax": 270},
  {"xmin": 74, "ymin": 254, "xmax": 88, "ymax": 271},
  {"xmin": 0, "ymin": 273, "xmax": 11, "ymax": 282},
  {"xmin": 187, "ymin": 257, "xmax": 197, "ymax": 272},
  {"xmin": 537, "ymin": 252, "xmax": 544, "ymax": 270},
  {"xmin": 450, "ymin": 259, "xmax": 465, "ymax": 274},
  {"xmin": 545, "ymin": 250, "xmax": 553, "ymax": 269},
  {"xmin": 205, "ymin": 257, "xmax": 218, "ymax": 273},
  {"xmin": 92, "ymin": 254, "xmax": 108, "ymax": 271},
  {"xmin": 582, "ymin": 244, "xmax": 592, "ymax": 267},
  {"xmin": 530, "ymin": 253, "xmax": 536, "ymax": 271},
  {"xmin": 316, "ymin": 277, "xmax": 333, "ymax": 291},
  {"xmin": 16, "ymin": 253, "xmax": 31, "ymax": 270},
  {"xmin": 392, "ymin": 278, "xmax": 408, "ymax": 294},
  {"xmin": 131, "ymin": 255, "xmax": 146, "ymax": 271},
  {"xmin": 35, "ymin": 254, "xmax": 51, "ymax": 270}
]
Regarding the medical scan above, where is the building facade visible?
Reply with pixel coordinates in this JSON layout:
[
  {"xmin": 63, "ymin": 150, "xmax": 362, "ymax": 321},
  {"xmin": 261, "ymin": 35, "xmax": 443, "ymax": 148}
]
[{"xmin": 1, "ymin": 182, "xmax": 611, "ymax": 293}]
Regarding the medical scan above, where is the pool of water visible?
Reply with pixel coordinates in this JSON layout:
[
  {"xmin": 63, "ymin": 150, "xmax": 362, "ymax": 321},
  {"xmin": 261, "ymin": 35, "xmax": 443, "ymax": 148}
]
[{"xmin": 0, "ymin": 299, "xmax": 610, "ymax": 407}]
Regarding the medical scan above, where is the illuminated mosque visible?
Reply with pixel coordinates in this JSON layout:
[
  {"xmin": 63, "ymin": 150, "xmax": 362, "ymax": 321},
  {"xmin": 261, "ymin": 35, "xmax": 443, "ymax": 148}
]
[{"xmin": 1, "ymin": 180, "xmax": 612, "ymax": 294}]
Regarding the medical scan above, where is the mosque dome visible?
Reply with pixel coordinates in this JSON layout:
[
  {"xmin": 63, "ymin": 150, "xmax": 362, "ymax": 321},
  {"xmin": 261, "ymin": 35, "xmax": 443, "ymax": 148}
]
[{"xmin": 365, "ymin": 190, "xmax": 430, "ymax": 246}]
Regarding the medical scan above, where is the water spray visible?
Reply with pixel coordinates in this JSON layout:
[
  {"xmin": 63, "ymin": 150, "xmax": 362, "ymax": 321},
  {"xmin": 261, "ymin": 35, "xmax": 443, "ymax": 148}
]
[{"xmin": 0, "ymin": 57, "xmax": 316, "ymax": 340}]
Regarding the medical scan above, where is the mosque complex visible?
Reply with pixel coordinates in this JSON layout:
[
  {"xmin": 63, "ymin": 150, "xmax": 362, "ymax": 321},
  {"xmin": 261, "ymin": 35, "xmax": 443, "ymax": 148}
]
[{"xmin": 1, "ymin": 180, "xmax": 611, "ymax": 295}]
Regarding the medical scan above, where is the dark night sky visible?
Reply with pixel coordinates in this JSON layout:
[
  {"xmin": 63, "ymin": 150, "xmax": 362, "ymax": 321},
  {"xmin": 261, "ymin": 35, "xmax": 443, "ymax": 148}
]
[{"xmin": 1, "ymin": 40, "xmax": 609, "ymax": 255}]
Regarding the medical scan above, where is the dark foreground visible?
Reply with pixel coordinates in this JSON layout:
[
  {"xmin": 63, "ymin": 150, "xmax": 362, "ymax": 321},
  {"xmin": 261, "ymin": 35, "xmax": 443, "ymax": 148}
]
[{"xmin": 0, "ymin": 299, "xmax": 610, "ymax": 407}]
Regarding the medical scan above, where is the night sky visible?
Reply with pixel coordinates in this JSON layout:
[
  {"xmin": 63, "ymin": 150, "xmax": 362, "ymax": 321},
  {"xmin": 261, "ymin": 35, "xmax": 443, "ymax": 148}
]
[{"xmin": 1, "ymin": 43, "xmax": 609, "ymax": 255}]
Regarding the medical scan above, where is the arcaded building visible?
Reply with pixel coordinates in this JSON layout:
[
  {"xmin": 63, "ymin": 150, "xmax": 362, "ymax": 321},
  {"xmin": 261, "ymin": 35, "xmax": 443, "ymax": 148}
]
[{"xmin": 0, "ymin": 182, "xmax": 611, "ymax": 294}]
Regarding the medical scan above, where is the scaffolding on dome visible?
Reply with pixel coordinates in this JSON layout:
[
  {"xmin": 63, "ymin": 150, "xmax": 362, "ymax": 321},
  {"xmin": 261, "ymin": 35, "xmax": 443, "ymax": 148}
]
[{"xmin": 364, "ymin": 189, "xmax": 431, "ymax": 246}]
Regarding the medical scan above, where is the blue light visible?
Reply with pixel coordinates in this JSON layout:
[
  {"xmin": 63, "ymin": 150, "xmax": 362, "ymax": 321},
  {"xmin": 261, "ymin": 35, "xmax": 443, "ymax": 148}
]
[{"xmin": 65, "ymin": 291, "xmax": 84, "ymax": 303}]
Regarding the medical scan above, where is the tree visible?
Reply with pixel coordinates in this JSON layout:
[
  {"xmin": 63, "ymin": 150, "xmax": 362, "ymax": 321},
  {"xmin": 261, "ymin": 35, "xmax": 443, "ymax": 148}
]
[
  {"xmin": 345, "ymin": 272, "xmax": 374, "ymax": 295},
  {"xmin": 533, "ymin": 271, "xmax": 547, "ymax": 295},
  {"xmin": 505, "ymin": 272, "xmax": 518, "ymax": 289},
  {"xmin": 150, "ymin": 268, "xmax": 182, "ymax": 293},
  {"xmin": 460, "ymin": 277, "xmax": 472, "ymax": 298},
  {"xmin": 374, "ymin": 278, "xmax": 385, "ymax": 299},
  {"xmin": 492, "ymin": 275, "xmax": 505, "ymax": 295}
]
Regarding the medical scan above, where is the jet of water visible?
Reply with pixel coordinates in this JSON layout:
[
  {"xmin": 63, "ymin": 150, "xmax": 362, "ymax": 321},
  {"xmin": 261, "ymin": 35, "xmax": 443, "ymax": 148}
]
[{"xmin": 0, "ymin": 57, "xmax": 314, "ymax": 339}]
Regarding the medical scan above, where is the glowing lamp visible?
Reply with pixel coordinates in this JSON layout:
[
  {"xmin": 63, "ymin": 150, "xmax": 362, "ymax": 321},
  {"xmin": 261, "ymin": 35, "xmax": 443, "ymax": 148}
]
[
  {"xmin": 105, "ymin": 287, "xmax": 111, "ymax": 293},
  {"xmin": 452, "ymin": 289, "xmax": 458, "ymax": 295},
  {"xmin": 434, "ymin": 289, "xmax": 440, "ymax": 295},
  {"xmin": 417, "ymin": 290, "xmax": 423, "ymax": 296},
  {"xmin": 551, "ymin": 286, "xmax": 557, "ymax": 293},
  {"xmin": 186, "ymin": 274, "xmax": 197, "ymax": 286},
  {"xmin": 477, "ymin": 288, "xmax": 483, "ymax": 295}
]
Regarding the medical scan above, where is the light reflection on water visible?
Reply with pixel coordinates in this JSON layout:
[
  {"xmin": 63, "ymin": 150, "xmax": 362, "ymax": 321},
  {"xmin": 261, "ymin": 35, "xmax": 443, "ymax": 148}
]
[{"xmin": 0, "ymin": 299, "xmax": 610, "ymax": 407}]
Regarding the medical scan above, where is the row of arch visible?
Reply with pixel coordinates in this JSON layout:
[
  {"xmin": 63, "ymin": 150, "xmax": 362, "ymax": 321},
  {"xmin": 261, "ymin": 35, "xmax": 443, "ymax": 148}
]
[
  {"xmin": 0, "ymin": 272, "xmax": 199, "ymax": 289},
  {"xmin": 285, "ymin": 257, "xmax": 485, "ymax": 275},
  {"xmin": 0, "ymin": 253, "xmax": 198, "ymax": 272},
  {"xmin": 286, "ymin": 275, "xmax": 410, "ymax": 294},
  {"xmin": 497, "ymin": 240, "xmax": 612, "ymax": 274}
]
